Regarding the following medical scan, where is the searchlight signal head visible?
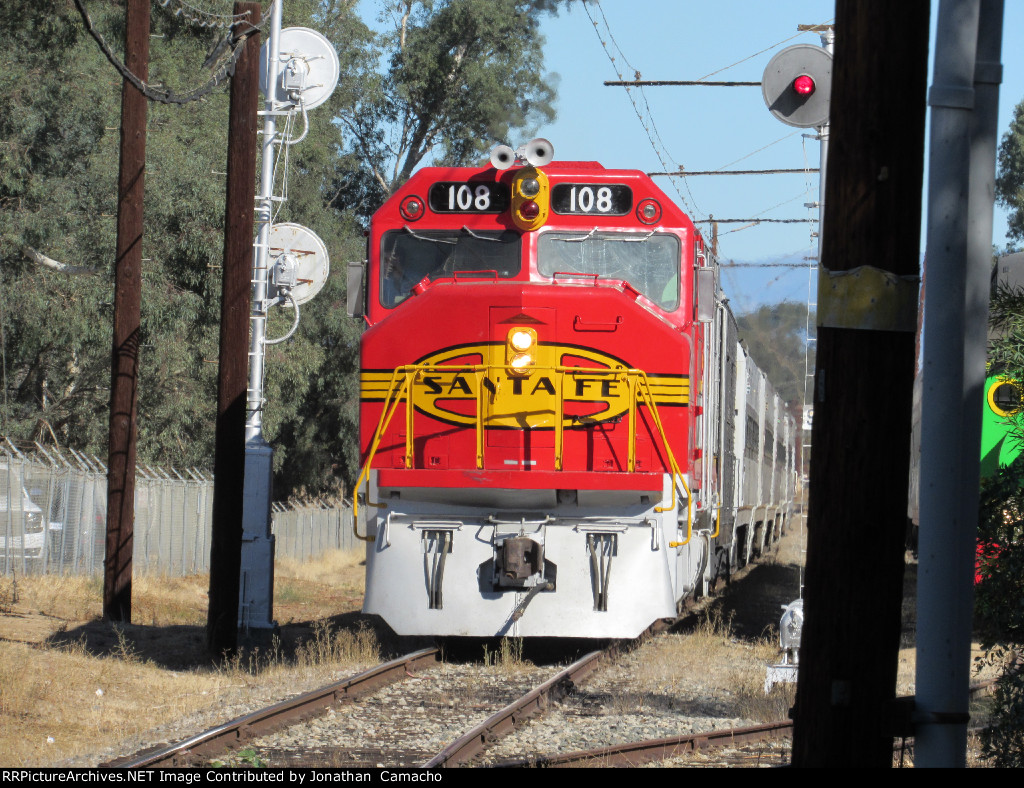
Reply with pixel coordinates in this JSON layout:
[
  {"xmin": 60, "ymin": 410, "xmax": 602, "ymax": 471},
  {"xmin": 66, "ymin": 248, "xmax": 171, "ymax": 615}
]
[{"xmin": 761, "ymin": 44, "xmax": 832, "ymax": 128}]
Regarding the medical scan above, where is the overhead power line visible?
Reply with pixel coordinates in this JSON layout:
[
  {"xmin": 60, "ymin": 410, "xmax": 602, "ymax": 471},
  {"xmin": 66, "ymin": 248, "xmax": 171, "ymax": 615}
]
[
  {"xmin": 721, "ymin": 262, "xmax": 814, "ymax": 268},
  {"xmin": 604, "ymin": 80, "xmax": 761, "ymax": 87},
  {"xmin": 584, "ymin": 0, "xmax": 703, "ymax": 216},
  {"xmin": 696, "ymin": 218, "xmax": 819, "ymax": 224},
  {"xmin": 649, "ymin": 169, "xmax": 819, "ymax": 176}
]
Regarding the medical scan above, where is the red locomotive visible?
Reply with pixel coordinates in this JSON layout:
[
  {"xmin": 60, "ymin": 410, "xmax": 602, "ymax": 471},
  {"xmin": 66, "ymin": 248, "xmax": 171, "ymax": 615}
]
[{"xmin": 348, "ymin": 140, "xmax": 797, "ymax": 638}]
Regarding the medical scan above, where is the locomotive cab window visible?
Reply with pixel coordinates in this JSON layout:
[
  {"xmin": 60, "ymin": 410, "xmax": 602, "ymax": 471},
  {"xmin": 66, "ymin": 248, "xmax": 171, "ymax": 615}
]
[
  {"xmin": 537, "ymin": 231, "xmax": 680, "ymax": 311},
  {"xmin": 379, "ymin": 228, "xmax": 522, "ymax": 308}
]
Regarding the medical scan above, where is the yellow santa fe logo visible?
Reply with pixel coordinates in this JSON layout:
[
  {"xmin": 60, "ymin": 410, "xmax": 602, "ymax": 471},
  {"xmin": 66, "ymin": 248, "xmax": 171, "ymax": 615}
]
[{"xmin": 360, "ymin": 343, "xmax": 688, "ymax": 428}]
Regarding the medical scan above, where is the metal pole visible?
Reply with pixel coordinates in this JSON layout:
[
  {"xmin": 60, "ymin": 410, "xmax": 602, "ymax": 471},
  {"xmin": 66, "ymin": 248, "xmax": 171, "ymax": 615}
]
[
  {"xmin": 237, "ymin": 0, "xmax": 282, "ymax": 635},
  {"xmin": 916, "ymin": 0, "xmax": 1001, "ymax": 766},
  {"xmin": 816, "ymin": 29, "xmax": 833, "ymax": 256},
  {"xmin": 246, "ymin": 0, "xmax": 282, "ymax": 443}
]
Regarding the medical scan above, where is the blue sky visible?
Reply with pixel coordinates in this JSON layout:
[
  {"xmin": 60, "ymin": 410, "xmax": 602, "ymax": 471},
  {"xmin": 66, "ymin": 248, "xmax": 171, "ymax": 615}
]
[
  {"xmin": 534, "ymin": 1, "xmax": 1024, "ymax": 312},
  {"xmin": 355, "ymin": 1, "xmax": 1024, "ymax": 312}
]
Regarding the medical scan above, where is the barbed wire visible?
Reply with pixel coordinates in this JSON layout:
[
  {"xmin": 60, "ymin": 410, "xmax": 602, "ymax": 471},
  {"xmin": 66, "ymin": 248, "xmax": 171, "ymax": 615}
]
[
  {"xmin": 158, "ymin": 0, "xmax": 251, "ymax": 29},
  {"xmin": 72, "ymin": 0, "xmax": 270, "ymax": 105}
]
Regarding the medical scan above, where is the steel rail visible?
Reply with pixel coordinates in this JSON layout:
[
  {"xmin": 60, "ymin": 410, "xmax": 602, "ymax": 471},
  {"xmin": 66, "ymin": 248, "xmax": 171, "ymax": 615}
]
[
  {"xmin": 424, "ymin": 649, "xmax": 608, "ymax": 768},
  {"xmin": 486, "ymin": 676, "xmax": 1007, "ymax": 768},
  {"xmin": 492, "ymin": 720, "xmax": 794, "ymax": 768},
  {"xmin": 101, "ymin": 648, "xmax": 440, "ymax": 768}
]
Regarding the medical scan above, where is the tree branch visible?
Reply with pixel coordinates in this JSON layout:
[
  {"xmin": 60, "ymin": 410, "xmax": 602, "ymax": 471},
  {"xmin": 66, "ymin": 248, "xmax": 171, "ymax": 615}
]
[
  {"xmin": 337, "ymin": 116, "xmax": 391, "ymax": 194},
  {"xmin": 23, "ymin": 246, "xmax": 98, "ymax": 275},
  {"xmin": 399, "ymin": 0, "xmax": 412, "ymax": 51}
]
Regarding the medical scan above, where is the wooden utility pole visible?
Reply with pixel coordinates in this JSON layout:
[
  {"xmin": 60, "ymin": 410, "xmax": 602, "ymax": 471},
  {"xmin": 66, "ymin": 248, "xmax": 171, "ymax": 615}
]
[
  {"xmin": 791, "ymin": 1, "xmax": 930, "ymax": 766},
  {"xmin": 207, "ymin": 2, "xmax": 262, "ymax": 657},
  {"xmin": 104, "ymin": 0, "xmax": 150, "ymax": 622}
]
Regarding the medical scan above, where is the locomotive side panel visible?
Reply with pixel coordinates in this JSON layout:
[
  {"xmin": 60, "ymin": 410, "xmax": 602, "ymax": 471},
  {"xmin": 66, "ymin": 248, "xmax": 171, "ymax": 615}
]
[{"xmin": 712, "ymin": 306, "xmax": 740, "ymax": 581}]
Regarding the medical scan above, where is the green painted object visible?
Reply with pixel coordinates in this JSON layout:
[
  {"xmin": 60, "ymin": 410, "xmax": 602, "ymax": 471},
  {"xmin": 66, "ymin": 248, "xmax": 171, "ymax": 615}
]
[{"xmin": 980, "ymin": 375, "xmax": 1023, "ymax": 478}]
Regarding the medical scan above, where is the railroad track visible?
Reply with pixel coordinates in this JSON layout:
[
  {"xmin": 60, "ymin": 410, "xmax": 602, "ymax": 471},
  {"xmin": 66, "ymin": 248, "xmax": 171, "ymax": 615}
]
[
  {"xmin": 490, "ymin": 719, "xmax": 794, "ymax": 768},
  {"xmin": 101, "ymin": 645, "xmax": 589, "ymax": 768},
  {"xmin": 482, "ymin": 676, "xmax": 1003, "ymax": 768},
  {"xmin": 102, "ymin": 536, "xmax": 796, "ymax": 769},
  {"xmin": 101, "ymin": 635, "xmax": 652, "ymax": 768},
  {"xmin": 101, "ymin": 648, "xmax": 442, "ymax": 768}
]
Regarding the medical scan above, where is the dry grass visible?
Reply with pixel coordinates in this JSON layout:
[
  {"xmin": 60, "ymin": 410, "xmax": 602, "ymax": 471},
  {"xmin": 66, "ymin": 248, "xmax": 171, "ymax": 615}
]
[
  {"xmin": 0, "ymin": 548, "xmax": 375, "ymax": 767},
  {"xmin": 627, "ymin": 521, "xmax": 806, "ymax": 729},
  {"xmin": 273, "ymin": 548, "xmax": 366, "ymax": 623},
  {"xmin": 640, "ymin": 606, "xmax": 795, "ymax": 723},
  {"xmin": 481, "ymin": 637, "xmax": 527, "ymax": 674},
  {"xmin": 0, "ymin": 630, "xmax": 233, "ymax": 766}
]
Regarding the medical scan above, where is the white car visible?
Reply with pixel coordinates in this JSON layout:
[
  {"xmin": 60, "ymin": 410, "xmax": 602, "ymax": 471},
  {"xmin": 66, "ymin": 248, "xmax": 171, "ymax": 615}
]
[{"xmin": 0, "ymin": 477, "xmax": 47, "ymax": 561}]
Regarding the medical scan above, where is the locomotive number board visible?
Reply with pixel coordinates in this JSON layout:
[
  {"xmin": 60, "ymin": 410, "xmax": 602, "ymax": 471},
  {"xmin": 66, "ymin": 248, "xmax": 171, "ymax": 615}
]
[
  {"xmin": 551, "ymin": 183, "xmax": 633, "ymax": 216},
  {"xmin": 428, "ymin": 181, "xmax": 510, "ymax": 213}
]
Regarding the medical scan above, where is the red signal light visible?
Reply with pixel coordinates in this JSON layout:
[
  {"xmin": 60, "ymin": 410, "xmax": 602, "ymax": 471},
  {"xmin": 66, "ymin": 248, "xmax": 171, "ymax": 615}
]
[
  {"xmin": 518, "ymin": 200, "xmax": 540, "ymax": 221},
  {"xmin": 793, "ymin": 74, "xmax": 815, "ymax": 96}
]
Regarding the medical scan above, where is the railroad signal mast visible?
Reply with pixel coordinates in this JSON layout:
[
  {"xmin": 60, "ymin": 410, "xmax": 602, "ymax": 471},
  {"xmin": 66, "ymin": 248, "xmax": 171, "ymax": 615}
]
[
  {"xmin": 237, "ymin": 1, "xmax": 338, "ymax": 635},
  {"xmin": 761, "ymin": 32, "xmax": 833, "ymax": 490},
  {"xmin": 757, "ymin": 27, "xmax": 833, "ymax": 699}
]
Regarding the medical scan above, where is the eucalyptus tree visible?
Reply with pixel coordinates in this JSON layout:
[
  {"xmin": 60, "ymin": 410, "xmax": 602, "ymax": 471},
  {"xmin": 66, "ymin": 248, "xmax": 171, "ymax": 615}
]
[
  {"xmin": 322, "ymin": 0, "xmax": 560, "ymax": 217},
  {"xmin": 735, "ymin": 301, "xmax": 815, "ymax": 407},
  {"xmin": 0, "ymin": 0, "xmax": 568, "ymax": 497},
  {"xmin": 996, "ymin": 96, "xmax": 1024, "ymax": 248}
]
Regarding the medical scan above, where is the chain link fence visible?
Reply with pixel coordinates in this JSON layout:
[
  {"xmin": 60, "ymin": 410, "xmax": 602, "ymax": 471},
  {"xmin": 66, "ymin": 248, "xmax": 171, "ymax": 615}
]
[
  {"xmin": 1, "ymin": 440, "xmax": 356, "ymax": 577},
  {"xmin": 272, "ymin": 502, "xmax": 358, "ymax": 561}
]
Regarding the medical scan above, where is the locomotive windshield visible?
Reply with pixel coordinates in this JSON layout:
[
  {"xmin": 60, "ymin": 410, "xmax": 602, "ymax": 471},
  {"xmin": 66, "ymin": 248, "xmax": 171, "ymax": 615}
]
[
  {"xmin": 380, "ymin": 228, "xmax": 521, "ymax": 307},
  {"xmin": 537, "ymin": 231, "xmax": 680, "ymax": 311}
]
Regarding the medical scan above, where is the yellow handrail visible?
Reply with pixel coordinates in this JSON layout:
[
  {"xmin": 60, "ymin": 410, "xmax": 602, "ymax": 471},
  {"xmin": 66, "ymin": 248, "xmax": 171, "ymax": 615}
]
[
  {"xmin": 631, "ymin": 372, "xmax": 693, "ymax": 545},
  {"xmin": 354, "ymin": 363, "xmax": 695, "ymax": 542},
  {"xmin": 352, "ymin": 368, "xmax": 417, "ymax": 541}
]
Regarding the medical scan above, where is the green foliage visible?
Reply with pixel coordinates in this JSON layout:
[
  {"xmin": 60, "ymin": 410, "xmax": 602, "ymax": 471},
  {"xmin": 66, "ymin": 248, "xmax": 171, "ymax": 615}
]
[
  {"xmin": 734, "ymin": 301, "xmax": 815, "ymax": 407},
  {"xmin": 976, "ymin": 283, "xmax": 1024, "ymax": 765},
  {"xmin": 0, "ymin": 3, "xmax": 231, "ymax": 465},
  {"xmin": 996, "ymin": 98, "xmax": 1024, "ymax": 248},
  {"xmin": 0, "ymin": 0, "xmax": 563, "ymax": 498},
  {"xmin": 0, "ymin": 1, "xmax": 122, "ymax": 444},
  {"xmin": 329, "ymin": 0, "xmax": 558, "ymax": 201}
]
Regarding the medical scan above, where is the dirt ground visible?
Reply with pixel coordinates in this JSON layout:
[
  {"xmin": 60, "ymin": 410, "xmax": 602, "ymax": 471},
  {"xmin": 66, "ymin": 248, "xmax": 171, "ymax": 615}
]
[
  {"xmin": 0, "ymin": 551, "xmax": 389, "ymax": 767},
  {"xmin": 0, "ymin": 522, "xmax": 999, "ymax": 767}
]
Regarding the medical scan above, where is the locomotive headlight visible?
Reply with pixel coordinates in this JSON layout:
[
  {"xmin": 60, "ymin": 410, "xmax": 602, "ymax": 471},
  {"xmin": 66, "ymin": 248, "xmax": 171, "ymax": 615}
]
[
  {"xmin": 510, "ymin": 353, "xmax": 533, "ymax": 371},
  {"xmin": 510, "ymin": 330, "xmax": 534, "ymax": 352},
  {"xmin": 519, "ymin": 177, "xmax": 541, "ymax": 198},
  {"xmin": 510, "ymin": 167, "xmax": 549, "ymax": 231},
  {"xmin": 506, "ymin": 327, "xmax": 537, "ymax": 375},
  {"xmin": 518, "ymin": 200, "xmax": 540, "ymax": 221},
  {"xmin": 636, "ymin": 198, "xmax": 662, "ymax": 225}
]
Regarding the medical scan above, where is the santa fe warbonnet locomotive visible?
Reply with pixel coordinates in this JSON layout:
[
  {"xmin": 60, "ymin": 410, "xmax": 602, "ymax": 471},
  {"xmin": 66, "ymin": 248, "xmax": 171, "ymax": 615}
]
[{"xmin": 347, "ymin": 139, "xmax": 798, "ymax": 638}]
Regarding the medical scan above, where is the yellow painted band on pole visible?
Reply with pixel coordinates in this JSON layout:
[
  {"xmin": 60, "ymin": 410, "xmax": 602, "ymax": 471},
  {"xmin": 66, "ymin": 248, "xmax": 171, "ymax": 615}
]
[{"xmin": 817, "ymin": 265, "xmax": 919, "ymax": 332}]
